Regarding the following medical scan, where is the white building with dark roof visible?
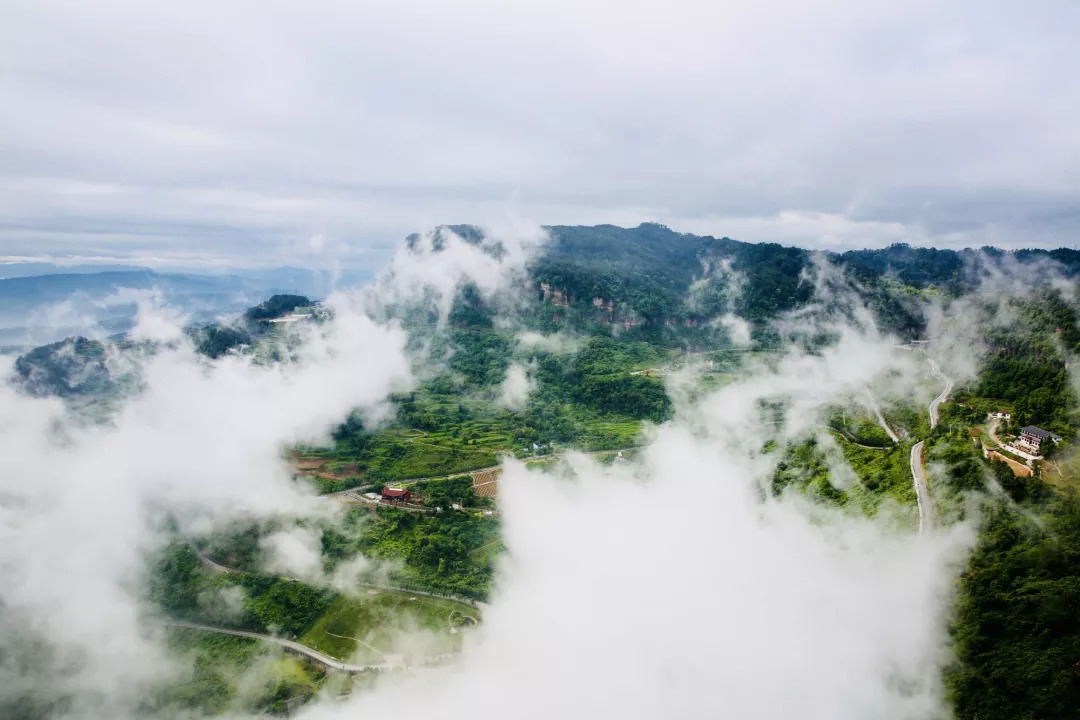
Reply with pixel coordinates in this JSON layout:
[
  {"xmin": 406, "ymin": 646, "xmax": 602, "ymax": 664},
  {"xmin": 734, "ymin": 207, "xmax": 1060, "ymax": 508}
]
[{"xmin": 1018, "ymin": 426, "xmax": 1058, "ymax": 453}]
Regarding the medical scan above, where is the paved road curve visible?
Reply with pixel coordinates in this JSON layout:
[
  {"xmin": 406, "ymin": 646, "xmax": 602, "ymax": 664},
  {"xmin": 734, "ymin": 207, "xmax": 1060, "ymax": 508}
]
[
  {"xmin": 909, "ymin": 357, "xmax": 952, "ymax": 534},
  {"xmin": 909, "ymin": 441, "xmax": 931, "ymax": 534},
  {"xmin": 927, "ymin": 359, "xmax": 953, "ymax": 429},
  {"xmin": 165, "ymin": 621, "xmax": 394, "ymax": 673}
]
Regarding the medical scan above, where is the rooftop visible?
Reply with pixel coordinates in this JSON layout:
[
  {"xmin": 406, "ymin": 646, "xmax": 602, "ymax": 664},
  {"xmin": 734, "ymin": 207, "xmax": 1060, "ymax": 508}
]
[{"xmin": 1021, "ymin": 426, "xmax": 1052, "ymax": 439}]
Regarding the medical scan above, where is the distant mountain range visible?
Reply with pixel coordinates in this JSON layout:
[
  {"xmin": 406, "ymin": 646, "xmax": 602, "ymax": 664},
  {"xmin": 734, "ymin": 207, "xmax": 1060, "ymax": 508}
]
[{"xmin": 0, "ymin": 262, "xmax": 155, "ymax": 279}]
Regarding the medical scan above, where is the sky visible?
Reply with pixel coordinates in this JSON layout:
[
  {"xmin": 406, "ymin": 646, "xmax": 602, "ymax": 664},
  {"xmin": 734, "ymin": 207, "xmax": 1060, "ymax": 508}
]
[{"xmin": 2, "ymin": 0, "xmax": 1079, "ymax": 271}]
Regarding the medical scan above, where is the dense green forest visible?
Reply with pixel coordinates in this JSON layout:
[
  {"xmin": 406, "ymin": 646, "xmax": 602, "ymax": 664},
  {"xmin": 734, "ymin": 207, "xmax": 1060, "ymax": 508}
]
[
  {"xmin": 526, "ymin": 223, "xmax": 1080, "ymax": 342},
  {"xmin": 931, "ymin": 292, "xmax": 1080, "ymax": 718},
  {"xmin": 947, "ymin": 496, "xmax": 1080, "ymax": 720},
  {"xmin": 966, "ymin": 290, "xmax": 1080, "ymax": 433},
  {"xmin": 148, "ymin": 543, "xmax": 336, "ymax": 636},
  {"xmin": 352, "ymin": 506, "xmax": 499, "ymax": 599},
  {"xmin": 241, "ymin": 294, "xmax": 312, "ymax": 324}
]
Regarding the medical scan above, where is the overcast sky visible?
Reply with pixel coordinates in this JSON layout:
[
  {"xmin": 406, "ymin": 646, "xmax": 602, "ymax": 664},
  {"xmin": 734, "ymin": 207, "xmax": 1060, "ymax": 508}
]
[{"xmin": 2, "ymin": 0, "xmax": 1079, "ymax": 270}]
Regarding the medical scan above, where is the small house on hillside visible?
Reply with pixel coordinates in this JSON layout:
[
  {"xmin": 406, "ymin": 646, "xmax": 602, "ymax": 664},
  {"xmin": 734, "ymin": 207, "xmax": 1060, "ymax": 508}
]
[
  {"xmin": 381, "ymin": 487, "xmax": 411, "ymax": 503},
  {"xmin": 1018, "ymin": 426, "xmax": 1059, "ymax": 452}
]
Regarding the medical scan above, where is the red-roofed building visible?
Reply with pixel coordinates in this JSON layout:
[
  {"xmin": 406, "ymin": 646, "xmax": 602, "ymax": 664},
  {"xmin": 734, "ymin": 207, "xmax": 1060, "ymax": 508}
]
[{"xmin": 381, "ymin": 487, "xmax": 411, "ymax": 502}]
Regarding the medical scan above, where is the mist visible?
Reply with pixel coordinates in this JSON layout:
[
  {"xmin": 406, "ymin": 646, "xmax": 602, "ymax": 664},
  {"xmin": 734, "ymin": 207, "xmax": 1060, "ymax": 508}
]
[{"xmin": 0, "ymin": 228, "xmax": 1031, "ymax": 720}]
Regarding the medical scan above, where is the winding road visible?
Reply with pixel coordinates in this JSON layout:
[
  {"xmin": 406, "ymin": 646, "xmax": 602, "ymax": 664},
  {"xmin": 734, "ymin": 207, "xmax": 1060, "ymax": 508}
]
[
  {"xmin": 164, "ymin": 621, "xmax": 395, "ymax": 673},
  {"xmin": 909, "ymin": 357, "xmax": 952, "ymax": 534},
  {"xmin": 910, "ymin": 441, "xmax": 931, "ymax": 533},
  {"xmin": 927, "ymin": 358, "xmax": 954, "ymax": 430}
]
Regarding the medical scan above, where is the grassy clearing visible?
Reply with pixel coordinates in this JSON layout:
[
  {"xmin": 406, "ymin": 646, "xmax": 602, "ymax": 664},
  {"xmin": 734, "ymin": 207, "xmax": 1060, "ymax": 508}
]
[
  {"xmin": 299, "ymin": 596, "xmax": 370, "ymax": 660},
  {"xmin": 987, "ymin": 450, "xmax": 1031, "ymax": 478},
  {"xmin": 300, "ymin": 589, "xmax": 475, "ymax": 663},
  {"xmin": 1040, "ymin": 443, "xmax": 1080, "ymax": 490}
]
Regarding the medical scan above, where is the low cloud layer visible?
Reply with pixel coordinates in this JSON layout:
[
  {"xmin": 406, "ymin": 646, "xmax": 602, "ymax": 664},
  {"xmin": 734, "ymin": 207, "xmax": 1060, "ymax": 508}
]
[
  {"xmin": 297, "ymin": 330, "xmax": 975, "ymax": 720},
  {"xmin": 0, "ymin": 230, "xmax": 999, "ymax": 719},
  {"xmin": 0, "ymin": 304, "xmax": 413, "ymax": 712},
  {"xmin": 2, "ymin": 0, "xmax": 1079, "ymax": 269},
  {"xmin": 0, "ymin": 228, "xmax": 541, "ymax": 716},
  {"xmin": 495, "ymin": 362, "xmax": 535, "ymax": 411}
]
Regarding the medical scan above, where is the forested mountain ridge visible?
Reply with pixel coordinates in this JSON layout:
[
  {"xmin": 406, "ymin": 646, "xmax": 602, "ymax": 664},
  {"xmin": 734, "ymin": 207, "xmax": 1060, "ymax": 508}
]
[
  {"xmin": 518, "ymin": 223, "xmax": 1080, "ymax": 342},
  {"xmin": 12, "ymin": 224, "xmax": 1080, "ymax": 400}
]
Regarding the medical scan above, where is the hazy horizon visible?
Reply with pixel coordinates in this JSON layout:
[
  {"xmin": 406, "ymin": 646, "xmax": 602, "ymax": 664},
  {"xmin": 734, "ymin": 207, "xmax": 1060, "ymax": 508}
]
[{"xmin": 3, "ymin": 219, "xmax": 1080, "ymax": 278}]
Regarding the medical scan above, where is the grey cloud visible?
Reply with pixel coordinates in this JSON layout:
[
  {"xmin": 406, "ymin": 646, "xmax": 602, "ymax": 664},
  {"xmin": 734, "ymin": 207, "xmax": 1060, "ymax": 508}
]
[{"xmin": 1, "ymin": 0, "xmax": 1079, "ymax": 266}]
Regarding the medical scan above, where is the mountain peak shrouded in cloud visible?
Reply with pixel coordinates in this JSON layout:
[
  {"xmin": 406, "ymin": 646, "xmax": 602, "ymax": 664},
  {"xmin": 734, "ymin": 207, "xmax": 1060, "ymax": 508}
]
[{"xmin": 2, "ymin": 1, "xmax": 1080, "ymax": 264}]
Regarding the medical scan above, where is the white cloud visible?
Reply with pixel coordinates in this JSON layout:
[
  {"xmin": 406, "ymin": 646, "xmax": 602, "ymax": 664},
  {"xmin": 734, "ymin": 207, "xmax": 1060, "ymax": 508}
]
[
  {"xmin": 719, "ymin": 314, "xmax": 752, "ymax": 346},
  {"xmin": 356, "ymin": 223, "xmax": 548, "ymax": 324},
  {"xmin": 293, "ymin": 330, "xmax": 976, "ymax": 720},
  {"xmin": 0, "ymin": 246, "xmax": 992, "ymax": 718},
  {"xmin": 515, "ymin": 331, "xmax": 583, "ymax": 355},
  {"xmin": 260, "ymin": 527, "xmax": 325, "ymax": 583},
  {"xmin": 126, "ymin": 293, "xmax": 188, "ymax": 343},
  {"xmin": 0, "ymin": 306, "xmax": 415, "ymax": 713},
  {"xmin": 0, "ymin": 225, "xmax": 545, "ymax": 716},
  {"xmin": 495, "ymin": 361, "xmax": 536, "ymax": 411}
]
